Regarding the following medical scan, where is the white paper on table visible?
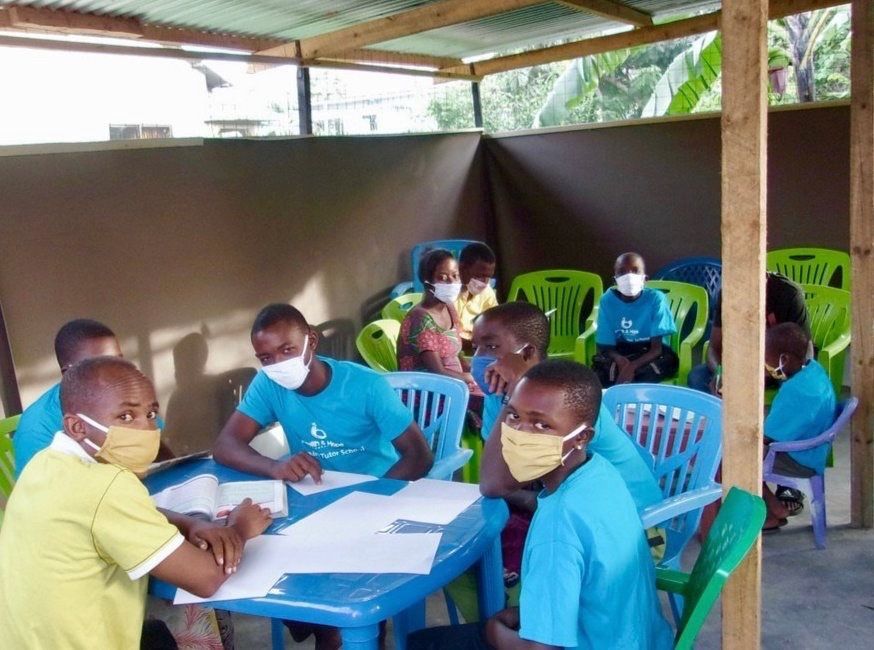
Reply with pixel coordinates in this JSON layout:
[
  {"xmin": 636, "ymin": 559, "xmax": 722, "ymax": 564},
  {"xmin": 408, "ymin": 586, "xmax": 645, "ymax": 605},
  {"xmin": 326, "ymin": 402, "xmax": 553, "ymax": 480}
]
[
  {"xmin": 389, "ymin": 479, "xmax": 482, "ymax": 524},
  {"xmin": 174, "ymin": 535, "xmax": 294, "ymax": 605},
  {"xmin": 278, "ymin": 491, "xmax": 403, "ymax": 538},
  {"xmin": 286, "ymin": 471, "xmax": 378, "ymax": 496},
  {"xmin": 278, "ymin": 532, "xmax": 442, "ymax": 575}
]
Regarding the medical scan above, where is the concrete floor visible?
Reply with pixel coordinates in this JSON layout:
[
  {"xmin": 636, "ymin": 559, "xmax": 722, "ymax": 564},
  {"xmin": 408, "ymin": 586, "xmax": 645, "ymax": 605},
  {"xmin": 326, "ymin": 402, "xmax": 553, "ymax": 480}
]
[{"xmin": 232, "ymin": 429, "xmax": 874, "ymax": 649}]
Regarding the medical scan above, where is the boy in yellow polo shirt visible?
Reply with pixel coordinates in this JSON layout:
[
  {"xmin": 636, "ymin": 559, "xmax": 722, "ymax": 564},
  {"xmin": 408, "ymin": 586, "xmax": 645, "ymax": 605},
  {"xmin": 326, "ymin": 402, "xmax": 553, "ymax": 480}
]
[
  {"xmin": 0, "ymin": 356, "xmax": 271, "ymax": 648},
  {"xmin": 455, "ymin": 242, "xmax": 499, "ymax": 353}
]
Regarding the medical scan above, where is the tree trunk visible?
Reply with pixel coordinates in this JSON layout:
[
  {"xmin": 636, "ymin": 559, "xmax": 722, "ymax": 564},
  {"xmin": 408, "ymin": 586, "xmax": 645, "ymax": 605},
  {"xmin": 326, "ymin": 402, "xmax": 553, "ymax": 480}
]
[{"xmin": 785, "ymin": 13, "xmax": 816, "ymax": 102}]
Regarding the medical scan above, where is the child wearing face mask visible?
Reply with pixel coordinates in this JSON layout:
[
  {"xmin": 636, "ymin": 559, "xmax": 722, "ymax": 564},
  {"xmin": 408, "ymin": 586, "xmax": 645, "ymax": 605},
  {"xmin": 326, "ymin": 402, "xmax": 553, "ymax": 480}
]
[
  {"xmin": 454, "ymin": 243, "xmax": 499, "ymax": 354},
  {"xmin": 398, "ymin": 248, "xmax": 480, "ymax": 396},
  {"xmin": 760, "ymin": 322, "xmax": 836, "ymax": 530},
  {"xmin": 409, "ymin": 360, "xmax": 673, "ymax": 650},
  {"xmin": 592, "ymin": 252, "xmax": 678, "ymax": 387}
]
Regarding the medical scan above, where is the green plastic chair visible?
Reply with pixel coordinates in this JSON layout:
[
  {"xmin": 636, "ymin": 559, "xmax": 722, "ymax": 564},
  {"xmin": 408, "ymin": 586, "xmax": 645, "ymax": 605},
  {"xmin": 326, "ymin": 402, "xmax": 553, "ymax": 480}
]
[
  {"xmin": 381, "ymin": 292, "xmax": 422, "ymax": 322},
  {"xmin": 803, "ymin": 284, "xmax": 852, "ymax": 397},
  {"xmin": 656, "ymin": 486, "xmax": 766, "ymax": 650},
  {"xmin": 508, "ymin": 270, "xmax": 603, "ymax": 360},
  {"xmin": 646, "ymin": 281, "xmax": 709, "ymax": 387},
  {"xmin": 0, "ymin": 414, "xmax": 21, "ymax": 524},
  {"xmin": 355, "ymin": 320, "xmax": 400, "ymax": 373},
  {"xmin": 767, "ymin": 247, "xmax": 851, "ymax": 290}
]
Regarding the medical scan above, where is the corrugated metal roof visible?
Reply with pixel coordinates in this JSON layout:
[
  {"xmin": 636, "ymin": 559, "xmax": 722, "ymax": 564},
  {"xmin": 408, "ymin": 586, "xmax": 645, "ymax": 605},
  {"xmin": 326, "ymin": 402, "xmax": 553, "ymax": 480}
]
[{"xmin": 8, "ymin": 1, "xmax": 721, "ymax": 59}]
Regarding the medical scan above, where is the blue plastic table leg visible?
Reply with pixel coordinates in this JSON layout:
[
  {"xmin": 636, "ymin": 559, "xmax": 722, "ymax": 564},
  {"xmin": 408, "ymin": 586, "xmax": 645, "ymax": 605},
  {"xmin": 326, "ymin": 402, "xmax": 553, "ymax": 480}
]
[
  {"xmin": 475, "ymin": 535, "xmax": 504, "ymax": 619},
  {"xmin": 270, "ymin": 618, "xmax": 284, "ymax": 650},
  {"xmin": 393, "ymin": 600, "xmax": 426, "ymax": 650},
  {"xmin": 341, "ymin": 623, "xmax": 381, "ymax": 650}
]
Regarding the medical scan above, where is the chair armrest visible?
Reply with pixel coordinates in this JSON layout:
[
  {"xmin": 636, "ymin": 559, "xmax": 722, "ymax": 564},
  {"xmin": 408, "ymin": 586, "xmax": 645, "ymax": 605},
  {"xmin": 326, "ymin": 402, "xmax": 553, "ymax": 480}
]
[
  {"xmin": 820, "ymin": 330, "xmax": 851, "ymax": 361},
  {"xmin": 640, "ymin": 484, "xmax": 722, "ymax": 529},
  {"xmin": 766, "ymin": 433, "xmax": 832, "ymax": 453},
  {"xmin": 655, "ymin": 568, "xmax": 691, "ymax": 595},
  {"xmin": 390, "ymin": 281, "xmax": 414, "ymax": 300},
  {"xmin": 427, "ymin": 449, "xmax": 474, "ymax": 481},
  {"xmin": 575, "ymin": 321, "xmax": 598, "ymax": 364}
]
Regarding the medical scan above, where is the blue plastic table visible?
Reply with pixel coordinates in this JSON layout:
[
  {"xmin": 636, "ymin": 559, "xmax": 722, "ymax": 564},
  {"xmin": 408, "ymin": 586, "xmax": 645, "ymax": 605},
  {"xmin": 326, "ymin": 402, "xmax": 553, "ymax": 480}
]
[{"xmin": 145, "ymin": 460, "xmax": 508, "ymax": 650}]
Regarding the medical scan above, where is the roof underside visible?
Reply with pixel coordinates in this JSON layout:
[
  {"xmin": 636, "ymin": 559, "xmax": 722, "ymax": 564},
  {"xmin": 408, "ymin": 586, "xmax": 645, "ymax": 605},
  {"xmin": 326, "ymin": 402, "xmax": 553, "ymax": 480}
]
[{"xmin": 8, "ymin": 0, "xmax": 720, "ymax": 59}]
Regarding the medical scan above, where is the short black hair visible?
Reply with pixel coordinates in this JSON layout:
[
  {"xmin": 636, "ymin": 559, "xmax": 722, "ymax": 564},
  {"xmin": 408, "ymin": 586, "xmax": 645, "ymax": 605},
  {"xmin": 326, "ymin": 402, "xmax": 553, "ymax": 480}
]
[
  {"xmin": 521, "ymin": 359, "xmax": 602, "ymax": 424},
  {"xmin": 614, "ymin": 251, "xmax": 645, "ymax": 272},
  {"xmin": 766, "ymin": 322, "xmax": 810, "ymax": 359},
  {"xmin": 478, "ymin": 302, "xmax": 550, "ymax": 359},
  {"xmin": 251, "ymin": 303, "xmax": 309, "ymax": 338},
  {"xmin": 60, "ymin": 356, "xmax": 147, "ymax": 415},
  {"xmin": 459, "ymin": 242, "xmax": 496, "ymax": 266},
  {"xmin": 54, "ymin": 319, "xmax": 116, "ymax": 369},
  {"xmin": 418, "ymin": 248, "xmax": 455, "ymax": 286}
]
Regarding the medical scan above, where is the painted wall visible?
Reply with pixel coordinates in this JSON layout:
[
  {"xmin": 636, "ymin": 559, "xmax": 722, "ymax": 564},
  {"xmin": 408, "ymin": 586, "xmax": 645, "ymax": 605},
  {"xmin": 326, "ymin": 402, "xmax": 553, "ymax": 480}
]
[
  {"xmin": 484, "ymin": 104, "xmax": 850, "ymax": 286},
  {"xmin": 0, "ymin": 133, "xmax": 489, "ymax": 449}
]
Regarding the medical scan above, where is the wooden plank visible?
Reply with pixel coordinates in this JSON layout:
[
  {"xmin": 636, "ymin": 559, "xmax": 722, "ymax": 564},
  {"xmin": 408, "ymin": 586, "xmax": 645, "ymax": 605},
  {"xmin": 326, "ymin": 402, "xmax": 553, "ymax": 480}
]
[
  {"xmin": 557, "ymin": 0, "xmax": 653, "ymax": 27},
  {"xmin": 278, "ymin": 0, "xmax": 546, "ymax": 60},
  {"xmin": 720, "ymin": 0, "xmax": 768, "ymax": 647},
  {"xmin": 3, "ymin": 5, "xmax": 143, "ymax": 37},
  {"xmin": 447, "ymin": 0, "xmax": 846, "ymax": 77},
  {"xmin": 850, "ymin": 0, "xmax": 874, "ymax": 529}
]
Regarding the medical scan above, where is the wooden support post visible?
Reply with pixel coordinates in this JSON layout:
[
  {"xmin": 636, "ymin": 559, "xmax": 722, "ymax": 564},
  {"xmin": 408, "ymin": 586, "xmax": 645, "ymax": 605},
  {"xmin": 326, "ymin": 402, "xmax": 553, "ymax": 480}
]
[
  {"xmin": 720, "ymin": 0, "xmax": 768, "ymax": 647},
  {"xmin": 297, "ymin": 67, "xmax": 313, "ymax": 136},
  {"xmin": 850, "ymin": 0, "xmax": 874, "ymax": 528}
]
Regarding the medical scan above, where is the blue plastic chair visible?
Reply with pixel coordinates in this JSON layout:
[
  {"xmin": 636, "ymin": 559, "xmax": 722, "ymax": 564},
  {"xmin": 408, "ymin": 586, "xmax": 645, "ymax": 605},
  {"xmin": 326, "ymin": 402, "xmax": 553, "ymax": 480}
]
[
  {"xmin": 764, "ymin": 397, "xmax": 857, "ymax": 549},
  {"xmin": 602, "ymin": 384, "xmax": 722, "ymax": 619},
  {"xmin": 383, "ymin": 372, "xmax": 473, "ymax": 480},
  {"xmin": 652, "ymin": 257, "xmax": 722, "ymax": 338},
  {"xmin": 390, "ymin": 239, "xmax": 497, "ymax": 298}
]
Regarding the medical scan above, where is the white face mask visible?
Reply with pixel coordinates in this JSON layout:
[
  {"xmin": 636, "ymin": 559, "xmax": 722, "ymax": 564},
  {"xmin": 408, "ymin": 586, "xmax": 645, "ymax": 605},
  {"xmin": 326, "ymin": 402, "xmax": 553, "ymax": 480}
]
[
  {"xmin": 429, "ymin": 281, "xmax": 462, "ymax": 304},
  {"xmin": 262, "ymin": 336, "xmax": 312, "ymax": 391},
  {"xmin": 615, "ymin": 273, "xmax": 646, "ymax": 297},
  {"xmin": 467, "ymin": 278, "xmax": 489, "ymax": 296}
]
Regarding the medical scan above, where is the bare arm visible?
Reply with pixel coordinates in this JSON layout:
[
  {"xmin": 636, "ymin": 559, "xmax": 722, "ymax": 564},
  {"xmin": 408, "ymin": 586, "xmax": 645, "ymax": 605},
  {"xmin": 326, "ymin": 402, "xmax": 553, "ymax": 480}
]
[
  {"xmin": 419, "ymin": 350, "xmax": 475, "ymax": 384},
  {"xmin": 384, "ymin": 423, "xmax": 434, "ymax": 480},
  {"xmin": 212, "ymin": 411, "xmax": 285, "ymax": 478},
  {"xmin": 485, "ymin": 608, "xmax": 557, "ymax": 650}
]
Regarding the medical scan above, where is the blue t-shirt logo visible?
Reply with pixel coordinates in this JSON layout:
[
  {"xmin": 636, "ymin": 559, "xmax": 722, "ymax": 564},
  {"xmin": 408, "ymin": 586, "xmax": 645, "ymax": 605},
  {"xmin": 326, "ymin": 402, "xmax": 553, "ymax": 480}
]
[{"xmin": 310, "ymin": 422, "xmax": 328, "ymax": 440}]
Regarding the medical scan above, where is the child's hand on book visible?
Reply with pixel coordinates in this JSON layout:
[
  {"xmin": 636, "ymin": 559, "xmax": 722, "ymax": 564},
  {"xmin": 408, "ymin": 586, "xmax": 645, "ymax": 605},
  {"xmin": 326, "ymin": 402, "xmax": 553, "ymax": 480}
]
[
  {"xmin": 187, "ymin": 520, "xmax": 244, "ymax": 574},
  {"xmin": 227, "ymin": 497, "xmax": 272, "ymax": 540}
]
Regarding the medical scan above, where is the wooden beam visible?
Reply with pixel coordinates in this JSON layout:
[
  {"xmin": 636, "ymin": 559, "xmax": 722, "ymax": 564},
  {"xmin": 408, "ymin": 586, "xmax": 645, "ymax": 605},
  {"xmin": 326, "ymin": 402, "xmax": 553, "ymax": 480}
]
[
  {"xmin": 556, "ymin": 0, "xmax": 653, "ymax": 27},
  {"xmin": 720, "ymin": 0, "xmax": 767, "ymax": 647},
  {"xmin": 448, "ymin": 0, "xmax": 847, "ymax": 76},
  {"xmin": 0, "ymin": 5, "xmax": 143, "ymax": 37},
  {"xmin": 272, "ymin": 0, "xmax": 546, "ymax": 60},
  {"xmin": 318, "ymin": 49, "xmax": 464, "ymax": 71},
  {"xmin": 850, "ymin": 0, "xmax": 874, "ymax": 529}
]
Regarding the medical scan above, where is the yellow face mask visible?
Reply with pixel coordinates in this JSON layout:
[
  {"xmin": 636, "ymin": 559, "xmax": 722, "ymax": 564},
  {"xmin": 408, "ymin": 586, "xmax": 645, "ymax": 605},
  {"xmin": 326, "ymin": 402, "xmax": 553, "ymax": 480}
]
[
  {"xmin": 77, "ymin": 413, "xmax": 161, "ymax": 476},
  {"xmin": 500, "ymin": 421, "xmax": 589, "ymax": 483}
]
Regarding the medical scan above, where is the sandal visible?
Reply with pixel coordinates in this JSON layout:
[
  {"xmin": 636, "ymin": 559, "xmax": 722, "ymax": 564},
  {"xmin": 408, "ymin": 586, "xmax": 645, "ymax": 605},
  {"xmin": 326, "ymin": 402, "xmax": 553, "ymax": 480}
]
[
  {"xmin": 776, "ymin": 488, "xmax": 805, "ymax": 517},
  {"xmin": 762, "ymin": 517, "xmax": 788, "ymax": 534}
]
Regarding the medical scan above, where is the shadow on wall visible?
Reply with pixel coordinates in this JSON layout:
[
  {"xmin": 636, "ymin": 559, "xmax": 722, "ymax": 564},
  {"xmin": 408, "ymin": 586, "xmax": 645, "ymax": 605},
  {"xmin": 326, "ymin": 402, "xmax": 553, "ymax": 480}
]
[
  {"xmin": 162, "ymin": 331, "xmax": 256, "ymax": 455},
  {"xmin": 314, "ymin": 318, "xmax": 356, "ymax": 361}
]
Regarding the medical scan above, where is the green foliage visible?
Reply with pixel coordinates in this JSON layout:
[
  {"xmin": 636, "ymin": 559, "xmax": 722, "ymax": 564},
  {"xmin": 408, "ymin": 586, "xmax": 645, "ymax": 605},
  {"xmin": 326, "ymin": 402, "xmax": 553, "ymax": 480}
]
[{"xmin": 641, "ymin": 32, "xmax": 722, "ymax": 117}]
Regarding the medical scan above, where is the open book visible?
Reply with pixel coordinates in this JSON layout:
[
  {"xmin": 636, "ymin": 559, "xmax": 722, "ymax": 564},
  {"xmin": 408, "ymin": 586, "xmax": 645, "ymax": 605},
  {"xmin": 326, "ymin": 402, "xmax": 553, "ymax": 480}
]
[{"xmin": 151, "ymin": 474, "xmax": 288, "ymax": 520}]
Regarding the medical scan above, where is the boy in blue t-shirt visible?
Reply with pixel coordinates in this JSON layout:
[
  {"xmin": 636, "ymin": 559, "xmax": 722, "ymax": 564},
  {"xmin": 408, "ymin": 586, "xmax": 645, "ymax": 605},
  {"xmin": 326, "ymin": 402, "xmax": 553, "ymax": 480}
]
[
  {"xmin": 762, "ymin": 323, "xmax": 836, "ymax": 530},
  {"xmin": 593, "ymin": 252, "xmax": 678, "ymax": 387},
  {"xmin": 411, "ymin": 360, "xmax": 673, "ymax": 650}
]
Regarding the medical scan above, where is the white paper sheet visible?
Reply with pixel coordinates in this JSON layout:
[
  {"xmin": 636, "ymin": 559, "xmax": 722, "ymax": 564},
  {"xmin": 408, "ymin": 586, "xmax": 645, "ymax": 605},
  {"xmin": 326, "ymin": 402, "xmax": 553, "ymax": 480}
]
[
  {"xmin": 390, "ymin": 479, "xmax": 482, "ymax": 524},
  {"xmin": 278, "ymin": 491, "xmax": 402, "ymax": 539},
  {"xmin": 278, "ymin": 532, "xmax": 442, "ymax": 575},
  {"xmin": 174, "ymin": 534, "xmax": 295, "ymax": 604},
  {"xmin": 286, "ymin": 470, "xmax": 378, "ymax": 496},
  {"xmin": 394, "ymin": 478, "xmax": 482, "ymax": 502}
]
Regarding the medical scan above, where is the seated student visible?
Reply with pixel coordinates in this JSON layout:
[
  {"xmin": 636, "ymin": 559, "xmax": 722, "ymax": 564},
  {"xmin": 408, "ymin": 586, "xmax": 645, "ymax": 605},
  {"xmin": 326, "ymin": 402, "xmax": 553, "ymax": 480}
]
[
  {"xmin": 411, "ymin": 360, "xmax": 673, "ymax": 650},
  {"xmin": 0, "ymin": 356, "xmax": 271, "ymax": 648},
  {"xmin": 761, "ymin": 322, "xmax": 836, "ymax": 531},
  {"xmin": 455, "ymin": 242, "xmax": 499, "ymax": 354},
  {"xmin": 472, "ymin": 302, "xmax": 662, "ymax": 515},
  {"xmin": 397, "ymin": 249, "xmax": 479, "ymax": 396},
  {"xmin": 688, "ymin": 271, "xmax": 811, "ymax": 395},
  {"xmin": 14, "ymin": 318, "xmax": 172, "ymax": 477},
  {"xmin": 214, "ymin": 303, "xmax": 433, "ymax": 483},
  {"xmin": 592, "ymin": 252, "xmax": 678, "ymax": 387}
]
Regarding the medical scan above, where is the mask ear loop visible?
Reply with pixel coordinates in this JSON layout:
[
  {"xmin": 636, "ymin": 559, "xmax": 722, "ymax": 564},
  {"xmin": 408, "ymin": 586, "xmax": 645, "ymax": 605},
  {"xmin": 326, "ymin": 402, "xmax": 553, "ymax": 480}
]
[
  {"xmin": 76, "ymin": 413, "xmax": 108, "ymax": 452},
  {"xmin": 560, "ymin": 422, "xmax": 591, "ymax": 464}
]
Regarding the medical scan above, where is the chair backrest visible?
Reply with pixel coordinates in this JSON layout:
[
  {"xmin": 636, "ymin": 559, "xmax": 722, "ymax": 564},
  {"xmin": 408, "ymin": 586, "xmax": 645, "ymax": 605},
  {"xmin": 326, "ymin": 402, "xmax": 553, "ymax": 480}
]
[
  {"xmin": 411, "ymin": 239, "xmax": 483, "ymax": 292},
  {"xmin": 507, "ymin": 270, "xmax": 603, "ymax": 356},
  {"xmin": 383, "ymin": 372, "xmax": 469, "ymax": 464},
  {"xmin": 355, "ymin": 320, "xmax": 400, "ymax": 373},
  {"xmin": 601, "ymin": 384, "xmax": 723, "ymax": 567},
  {"xmin": 652, "ymin": 256, "xmax": 722, "ymax": 307},
  {"xmin": 767, "ymin": 247, "xmax": 851, "ymax": 290},
  {"xmin": 672, "ymin": 487, "xmax": 766, "ymax": 649},
  {"xmin": 0, "ymin": 414, "xmax": 21, "ymax": 501},
  {"xmin": 381, "ymin": 293, "xmax": 423, "ymax": 322},
  {"xmin": 803, "ymin": 284, "xmax": 852, "ymax": 394},
  {"xmin": 646, "ymin": 280, "xmax": 709, "ymax": 352}
]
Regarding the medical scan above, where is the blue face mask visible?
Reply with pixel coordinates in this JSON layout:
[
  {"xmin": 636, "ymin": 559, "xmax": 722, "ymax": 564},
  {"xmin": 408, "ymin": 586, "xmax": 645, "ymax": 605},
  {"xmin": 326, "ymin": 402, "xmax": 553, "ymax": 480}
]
[{"xmin": 471, "ymin": 354, "xmax": 497, "ymax": 395}]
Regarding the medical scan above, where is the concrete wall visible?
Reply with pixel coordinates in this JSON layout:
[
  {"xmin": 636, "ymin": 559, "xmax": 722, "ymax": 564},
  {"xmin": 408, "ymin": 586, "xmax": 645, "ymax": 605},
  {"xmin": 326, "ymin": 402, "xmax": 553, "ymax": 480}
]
[
  {"xmin": 0, "ymin": 133, "xmax": 490, "ymax": 448},
  {"xmin": 484, "ymin": 103, "xmax": 850, "ymax": 285}
]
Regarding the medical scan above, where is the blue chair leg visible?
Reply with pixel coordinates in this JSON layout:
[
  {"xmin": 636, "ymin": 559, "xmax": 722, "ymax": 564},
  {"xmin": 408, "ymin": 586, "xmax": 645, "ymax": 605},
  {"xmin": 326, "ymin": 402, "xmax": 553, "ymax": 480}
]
[
  {"xmin": 810, "ymin": 476, "xmax": 827, "ymax": 549},
  {"xmin": 270, "ymin": 618, "xmax": 284, "ymax": 650},
  {"xmin": 443, "ymin": 588, "xmax": 460, "ymax": 625},
  {"xmin": 393, "ymin": 599, "xmax": 427, "ymax": 650}
]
